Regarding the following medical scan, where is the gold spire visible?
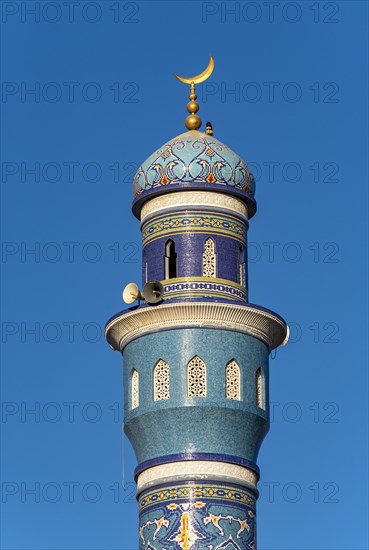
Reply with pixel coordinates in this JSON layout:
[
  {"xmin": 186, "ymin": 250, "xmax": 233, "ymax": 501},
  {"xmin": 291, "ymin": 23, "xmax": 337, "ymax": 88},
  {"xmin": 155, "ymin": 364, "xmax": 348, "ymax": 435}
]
[{"xmin": 175, "ymin": 55, "xmax": 214, "ymax": 131}]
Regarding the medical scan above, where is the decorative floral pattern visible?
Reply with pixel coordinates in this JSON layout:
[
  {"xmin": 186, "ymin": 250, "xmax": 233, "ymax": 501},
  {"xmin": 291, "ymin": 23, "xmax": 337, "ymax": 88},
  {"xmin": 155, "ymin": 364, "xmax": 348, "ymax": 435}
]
[
  {"xmin": 133, "ymin": 131, "xmax": 255, "ymax": 197},
  {"xmin": 138, "ymin": 481, "xmax": 256, "ymax": 549}
]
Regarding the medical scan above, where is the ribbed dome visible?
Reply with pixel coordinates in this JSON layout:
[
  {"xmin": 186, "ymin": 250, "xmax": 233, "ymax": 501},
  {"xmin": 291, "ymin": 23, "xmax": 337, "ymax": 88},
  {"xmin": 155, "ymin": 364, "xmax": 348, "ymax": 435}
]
[{"xmin": 132, "ymin": 130, "xmax": 256, "ymax": 218}]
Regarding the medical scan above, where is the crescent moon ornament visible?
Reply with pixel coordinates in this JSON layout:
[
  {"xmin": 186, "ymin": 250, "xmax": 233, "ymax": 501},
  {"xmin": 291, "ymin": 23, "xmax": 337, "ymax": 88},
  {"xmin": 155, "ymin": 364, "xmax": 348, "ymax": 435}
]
[
  {"xmin": 175, "ymin": 56, "xmax": 215, "ymax": 131},
  {"xmin": 175, "ymin": 54, "xmax": 215, "ymax": 85}
]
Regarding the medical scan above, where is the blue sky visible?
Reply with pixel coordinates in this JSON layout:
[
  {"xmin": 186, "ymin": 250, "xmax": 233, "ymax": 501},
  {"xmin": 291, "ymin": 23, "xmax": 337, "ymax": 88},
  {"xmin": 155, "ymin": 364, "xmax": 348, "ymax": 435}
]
[{"xmin": 1, "ymin": 1, "xmax": 368, "ymax": 549}]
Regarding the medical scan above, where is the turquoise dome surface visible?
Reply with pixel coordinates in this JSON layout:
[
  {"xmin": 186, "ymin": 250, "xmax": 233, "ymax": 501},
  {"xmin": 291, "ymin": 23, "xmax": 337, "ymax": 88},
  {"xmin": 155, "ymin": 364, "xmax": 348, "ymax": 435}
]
[{"xmin": 133, "ymin": 130, "xmax": 256, "ymax": 202}]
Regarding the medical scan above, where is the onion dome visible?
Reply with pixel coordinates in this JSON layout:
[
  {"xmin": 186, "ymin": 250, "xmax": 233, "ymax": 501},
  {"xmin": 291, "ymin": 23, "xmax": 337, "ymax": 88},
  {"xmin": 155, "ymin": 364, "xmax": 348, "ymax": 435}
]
[{"xmin": 132, "ymin": 130, "xmax": 256, "ymax": 219}]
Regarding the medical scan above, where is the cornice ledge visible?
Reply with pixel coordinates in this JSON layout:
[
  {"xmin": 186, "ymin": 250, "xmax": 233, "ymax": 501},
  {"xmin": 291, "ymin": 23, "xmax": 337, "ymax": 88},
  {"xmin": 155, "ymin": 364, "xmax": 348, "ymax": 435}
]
[{"xmin": 105, "ymin": 302, "xmax": 287, "ymax": 352}]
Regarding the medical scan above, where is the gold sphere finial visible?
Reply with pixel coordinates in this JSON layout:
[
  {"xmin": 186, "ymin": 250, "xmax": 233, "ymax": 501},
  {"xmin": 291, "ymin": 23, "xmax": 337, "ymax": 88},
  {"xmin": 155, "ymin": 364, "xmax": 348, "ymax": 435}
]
[
  {"xmin": 185, "ymin": 82, "xmax": 201, "ymax": 130},
  {"xmin": 175, "ymin": 55, "xmax": 214, "ymax": 131},
  {"xmin": 185, "ymin": 113, "xmax": 202, "ymax": 130}
]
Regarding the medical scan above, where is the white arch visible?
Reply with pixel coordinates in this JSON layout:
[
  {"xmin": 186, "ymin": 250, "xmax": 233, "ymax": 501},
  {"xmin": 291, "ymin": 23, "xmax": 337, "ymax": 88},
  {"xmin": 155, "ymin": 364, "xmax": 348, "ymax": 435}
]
[
  {"xmin": 226, "ymin": 359, "xmax": 241, "ymax": 401},
  {"xmin": 202, "ymin": 237, "xmax": 216, "ymax": 277},
  {"xmin": 131, "ymin": 369, "xmax": 139, "ymax": 409},
  {"xmin": 256, "ymin": 368, "xmax": 264, "ymax": 409},
  {"xmin": 187, "ymin": 355, "xmax": 207, "ymax": 397},
  {"xmin": 153, "ymin": 359, "xmax": 170, "ymax": 401}
]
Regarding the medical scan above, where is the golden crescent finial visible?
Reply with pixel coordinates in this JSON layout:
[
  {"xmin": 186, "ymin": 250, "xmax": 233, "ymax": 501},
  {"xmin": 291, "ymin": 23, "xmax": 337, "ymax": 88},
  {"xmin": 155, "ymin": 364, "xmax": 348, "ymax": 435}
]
[
  {"xmin": 175, "ymin": 55, "xmax": 215, "ymax": 131},
  {"xmin": 175, "ymin": 55, "xmax": 215, "ymax": 85}
]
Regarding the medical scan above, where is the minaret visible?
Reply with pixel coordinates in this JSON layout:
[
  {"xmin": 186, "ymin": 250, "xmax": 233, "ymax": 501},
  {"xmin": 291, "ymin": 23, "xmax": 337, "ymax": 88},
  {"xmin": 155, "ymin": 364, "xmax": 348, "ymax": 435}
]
[{"xmin": 105, "ymin": 56, "xmax": 288, "ymax": 550}]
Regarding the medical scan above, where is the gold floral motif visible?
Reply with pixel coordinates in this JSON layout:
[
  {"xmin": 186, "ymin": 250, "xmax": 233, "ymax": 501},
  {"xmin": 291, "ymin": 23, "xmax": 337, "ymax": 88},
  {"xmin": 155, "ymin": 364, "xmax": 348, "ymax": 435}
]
[
  {"xmin": 139, "ymin": 516, "xmax": 170, "ymax": 544},
  {"xmin": 203, "ymin": 512, "xmax": 250, "ymax": 538},
  {"xmin": 174, "ymin": 512, "xmax": 199, "ymax": 550}
]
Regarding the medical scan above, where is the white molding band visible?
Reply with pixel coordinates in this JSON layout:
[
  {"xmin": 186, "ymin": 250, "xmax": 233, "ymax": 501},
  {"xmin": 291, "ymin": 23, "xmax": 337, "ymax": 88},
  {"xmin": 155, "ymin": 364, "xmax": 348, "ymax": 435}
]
[
  {"xmin": 105, "ymin": 302, "xmax": 287, "ymax": 352},
  {"xmin": 140, "ymin": 191, "xmax": 248, "ymax": 223},
  {"xmin": 137, "ymin": 460, "xmax": 258, "ymax": 494}
]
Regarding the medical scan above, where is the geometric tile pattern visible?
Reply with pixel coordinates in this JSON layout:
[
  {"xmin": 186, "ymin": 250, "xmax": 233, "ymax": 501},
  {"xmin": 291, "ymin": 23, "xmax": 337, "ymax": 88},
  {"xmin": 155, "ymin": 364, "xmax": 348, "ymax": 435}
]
[
  {"xmin": 226, "ymin": 360, "xmax": 241, "ymax": 401},
  {"xmin": 153, "ymin": 359, "xmax": 170, "ymax": 401},
  {"xmin": 187, "ymin": 355, "xmax": 207, "ymax": 398},
  {"xmin": 142, "ymin": 210, "xmax": 247, "ymax": 246},
  {"xmin": 131, "ymin": 369, "xmax": 139, "ymax": 409},
  {"xmin": 139, "ymin": 482, "xmax": 255, "ymax": 510},
  {"xmin": 256, "ymin": 368, "xmax": 264, "ymax": 410},
  {"xmin": 202, "ymin": 237, "xmax": 216, "ymax": 277},
  {"xmin": 163, "ymin": 278, "xmax": 247, "ymax": 302}
]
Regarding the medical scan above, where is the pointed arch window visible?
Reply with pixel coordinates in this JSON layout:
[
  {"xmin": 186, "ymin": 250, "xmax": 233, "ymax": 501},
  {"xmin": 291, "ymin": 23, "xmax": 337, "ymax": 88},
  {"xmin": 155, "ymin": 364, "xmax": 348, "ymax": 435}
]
[
  {"xmin": 238, "ymin": 245, "xmax": 245, "ymax": 287},
  {"xmin": 131, "ymin": 369, "xmax": 139, "ymax": 409},
  {"xmin": 226, "ymin": 360, "xmax": 241, "ymax": 401},
  {"xmin": 187, "ymin": 355, "xmax": 206, "ymax": 397},
  {"xmin": 164, "ymin": 239, "xmax": 177, "ymax": 279},
  {"xmin": 256, "ymin": 368, "xmax": 265, "ymax": 409},
  {"xmin": 153, "ymin": 359, "xmax": 170, "ymax": 401},
  {"xmin": 142, "ymin": 251, "xmax": 148, "ymax": 284},
  {"xmin": 202, "ymin": 237, "xmax": 216, "ymax": 277}
]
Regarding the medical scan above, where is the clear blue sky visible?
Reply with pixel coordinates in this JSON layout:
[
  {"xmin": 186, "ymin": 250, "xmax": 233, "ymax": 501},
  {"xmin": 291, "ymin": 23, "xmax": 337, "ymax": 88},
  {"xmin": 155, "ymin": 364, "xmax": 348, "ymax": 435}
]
[{"xmin": 1, "ymin": 1, "xmax": 368, "ymax": 549}]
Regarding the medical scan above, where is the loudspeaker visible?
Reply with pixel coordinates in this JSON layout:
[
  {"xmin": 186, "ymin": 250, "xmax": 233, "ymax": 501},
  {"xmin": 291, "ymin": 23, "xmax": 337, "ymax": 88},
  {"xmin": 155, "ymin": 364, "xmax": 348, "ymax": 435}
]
[
  {"xmin": 281, "ymin": 325, "xmax": 290, "ymax": 346},
  {"xmin": 142, "ymin": 280, "xmax": 164, "ymax": 304},
  {"xmin": 122, "ymin": 282, "xmax": 143, "ymax": 304}
]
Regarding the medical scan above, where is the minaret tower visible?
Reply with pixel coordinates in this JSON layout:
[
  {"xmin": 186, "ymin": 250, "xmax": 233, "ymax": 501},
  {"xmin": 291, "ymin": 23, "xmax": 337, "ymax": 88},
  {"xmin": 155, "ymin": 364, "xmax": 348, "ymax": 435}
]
[{"xmin": 105, "ymin": 56, "xmax": 288, "ymax": 549}]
